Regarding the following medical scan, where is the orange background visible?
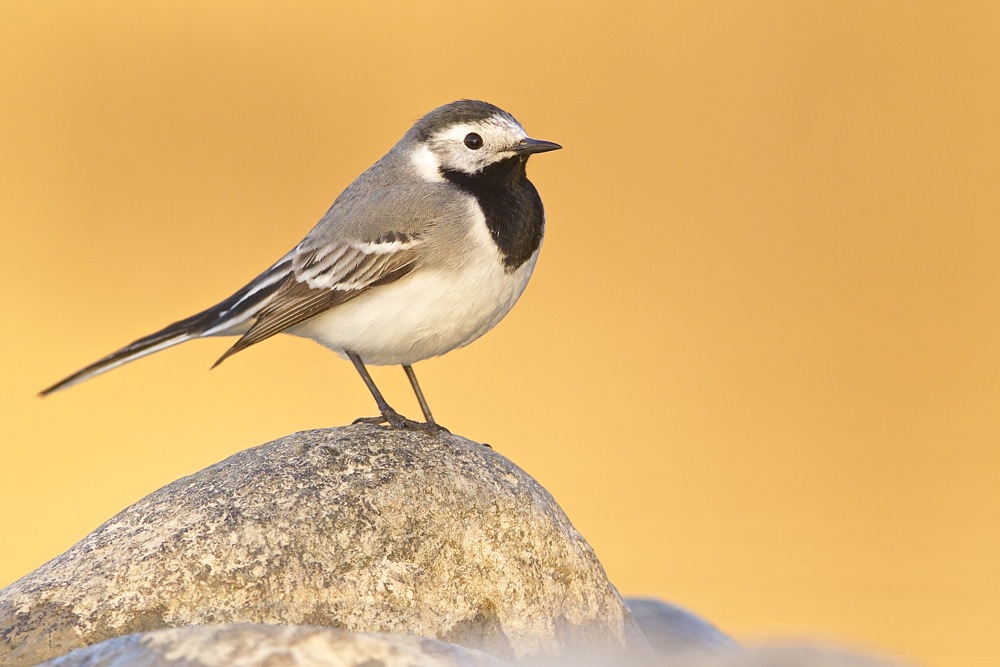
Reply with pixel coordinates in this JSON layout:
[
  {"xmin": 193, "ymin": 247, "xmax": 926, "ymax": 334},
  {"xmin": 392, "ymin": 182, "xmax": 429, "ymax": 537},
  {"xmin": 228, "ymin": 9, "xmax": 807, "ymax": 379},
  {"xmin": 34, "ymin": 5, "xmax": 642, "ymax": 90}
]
[{"xmin": 2, "ymin": 3, "xmax": 998, "ymax": 665}]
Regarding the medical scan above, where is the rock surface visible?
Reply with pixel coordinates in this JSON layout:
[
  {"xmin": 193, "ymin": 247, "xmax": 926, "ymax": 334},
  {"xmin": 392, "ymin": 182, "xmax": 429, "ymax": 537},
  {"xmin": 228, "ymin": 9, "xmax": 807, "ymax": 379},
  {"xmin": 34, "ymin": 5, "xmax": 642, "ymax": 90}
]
[
  {"xmin": 38, "ymin": 623, "xmax": 508, "ymax": 667},
  {"xmin": 0, "ymin": 425, "xmax": 645, "ymax": 665}
]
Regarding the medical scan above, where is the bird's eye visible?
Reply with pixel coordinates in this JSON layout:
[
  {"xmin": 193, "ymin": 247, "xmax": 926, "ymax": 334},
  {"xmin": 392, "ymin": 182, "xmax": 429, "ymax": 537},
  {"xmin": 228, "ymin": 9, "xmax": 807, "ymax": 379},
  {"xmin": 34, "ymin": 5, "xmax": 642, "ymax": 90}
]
[{"xmin": 463, "ymin": 133, "xmax": 484, "ymax": 150}]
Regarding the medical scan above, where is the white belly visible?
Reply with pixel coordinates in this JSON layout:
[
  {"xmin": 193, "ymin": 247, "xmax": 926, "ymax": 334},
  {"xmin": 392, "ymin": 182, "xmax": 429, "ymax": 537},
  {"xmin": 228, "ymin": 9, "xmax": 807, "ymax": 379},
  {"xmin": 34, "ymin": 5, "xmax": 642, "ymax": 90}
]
[{"xmin": 289, "ymin": 247, "xmax": 539, "ymax": 366}]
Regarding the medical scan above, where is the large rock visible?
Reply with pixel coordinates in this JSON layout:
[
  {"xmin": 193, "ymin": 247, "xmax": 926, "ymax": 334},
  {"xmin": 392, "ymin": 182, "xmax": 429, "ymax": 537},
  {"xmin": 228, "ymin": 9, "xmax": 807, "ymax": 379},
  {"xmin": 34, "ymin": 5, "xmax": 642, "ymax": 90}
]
[
  {"xmin": 0, "ymin": 426, "xmax": 646, "ymax": 665},
  {"xmin": 38, "ymin": 623, "xmax": 508, "ymax": 667}
]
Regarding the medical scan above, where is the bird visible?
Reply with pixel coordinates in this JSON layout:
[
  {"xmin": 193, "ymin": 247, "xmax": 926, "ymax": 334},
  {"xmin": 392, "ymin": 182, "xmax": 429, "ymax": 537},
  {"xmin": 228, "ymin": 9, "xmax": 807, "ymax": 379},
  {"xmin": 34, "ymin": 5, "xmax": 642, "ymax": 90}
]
[{"xmin": 39, "ymin": 100, "xmax": 561, "ymax": 432}]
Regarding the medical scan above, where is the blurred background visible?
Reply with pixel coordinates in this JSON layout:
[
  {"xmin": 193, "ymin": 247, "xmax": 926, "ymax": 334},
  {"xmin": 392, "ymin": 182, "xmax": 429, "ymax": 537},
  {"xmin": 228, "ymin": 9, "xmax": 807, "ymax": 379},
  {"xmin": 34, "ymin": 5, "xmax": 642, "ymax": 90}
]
[{"xmin": 2, "ymin": 2, "xmax": 998, "ymax": 665}]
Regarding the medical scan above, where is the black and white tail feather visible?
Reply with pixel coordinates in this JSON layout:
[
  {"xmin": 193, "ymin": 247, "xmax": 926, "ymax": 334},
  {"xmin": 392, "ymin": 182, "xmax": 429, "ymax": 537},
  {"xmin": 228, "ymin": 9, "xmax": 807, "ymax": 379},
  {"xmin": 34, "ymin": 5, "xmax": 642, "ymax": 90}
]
[
  {"xmin": 39, "ymin": 237, "xmax": 418, "ymax": 396},
  {"xmin": 38, "ymin": 253, "xmax": 286, "ymax": 395}
]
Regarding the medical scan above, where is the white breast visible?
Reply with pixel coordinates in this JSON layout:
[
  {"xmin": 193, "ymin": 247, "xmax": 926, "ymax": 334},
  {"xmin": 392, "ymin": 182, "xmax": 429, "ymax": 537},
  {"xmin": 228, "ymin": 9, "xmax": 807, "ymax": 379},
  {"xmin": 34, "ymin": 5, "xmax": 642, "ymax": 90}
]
[{"xmin": 288, "ymin": 208, "xmax": 540, "ymax": 366}]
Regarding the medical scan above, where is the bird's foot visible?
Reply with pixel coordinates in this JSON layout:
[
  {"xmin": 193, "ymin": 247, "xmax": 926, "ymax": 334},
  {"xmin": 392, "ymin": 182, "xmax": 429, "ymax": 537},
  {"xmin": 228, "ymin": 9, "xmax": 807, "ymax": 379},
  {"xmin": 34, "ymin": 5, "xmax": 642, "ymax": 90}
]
[
  {"xmin": 419, "ymin": 421, "xmax": 451, "ymax": 435},
  {"xmin": 352, "ymin": 408, "xmax": 449, "ymax": 434},
  {"xmin": 352, "ymin": 415, "xmax": 390, "ymax": 427}
]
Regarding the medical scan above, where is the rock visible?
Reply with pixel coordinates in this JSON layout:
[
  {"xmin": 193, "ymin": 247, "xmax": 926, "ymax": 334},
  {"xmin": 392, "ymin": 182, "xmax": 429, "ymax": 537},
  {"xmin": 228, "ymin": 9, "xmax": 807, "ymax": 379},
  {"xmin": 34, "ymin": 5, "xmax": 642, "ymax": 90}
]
[
  {"xmin": 625, "ymin": 597, "xmax": 735, "ymax": 655},
  {"xmin": 38, "ymin": 626, "xmax": 910, "ymax": 667},
  {"xmin": 0, "ymin": 425, "xmax": 646, "ymax": 665},
  {"xmin": 645, "ymin": 643, "xmax": 910, "ymax": 666},
  {"xmin": 38, "ymin": 623, "xmax": 509, "ymax": 667},
  {"xmin": 621, "ymin": 597, "xmax": 908, "ymax": 667}
]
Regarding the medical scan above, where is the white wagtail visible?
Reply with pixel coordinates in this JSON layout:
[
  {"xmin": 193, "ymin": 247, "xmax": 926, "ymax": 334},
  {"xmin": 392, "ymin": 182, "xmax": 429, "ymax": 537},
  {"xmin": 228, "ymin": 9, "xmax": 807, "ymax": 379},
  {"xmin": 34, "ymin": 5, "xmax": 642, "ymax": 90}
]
[{"xmin": 40, "ymin": 100, "xmax": 561, "ymax": 431}]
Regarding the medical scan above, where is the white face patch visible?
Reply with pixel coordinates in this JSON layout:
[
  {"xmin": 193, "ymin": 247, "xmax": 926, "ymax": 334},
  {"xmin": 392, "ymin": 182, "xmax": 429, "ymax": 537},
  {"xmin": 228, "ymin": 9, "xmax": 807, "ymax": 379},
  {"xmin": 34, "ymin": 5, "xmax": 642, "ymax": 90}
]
[
  {"xmin": 425, "ymin": 113, "xmax": 529, "ymax": 176},
  {"xmin": 410, "ymin": 144, "xmax": 447, "ymax": 182}
]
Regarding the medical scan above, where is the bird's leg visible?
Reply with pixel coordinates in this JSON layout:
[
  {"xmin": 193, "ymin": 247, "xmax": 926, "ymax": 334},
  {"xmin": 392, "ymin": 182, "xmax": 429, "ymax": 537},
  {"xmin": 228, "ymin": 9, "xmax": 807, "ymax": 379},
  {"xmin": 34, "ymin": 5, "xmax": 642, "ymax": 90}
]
[
  {"xmin": 402, "ymin": 365, "xmax": 449, "ymax": 433},
  {"xmin": 347, "ymin": 351, "xmax": 408, "ymax": 428},
  {"xmin": 403, "ymin": 365, "xmax": 434, "ymax": 423},
  {"xmin": 346, "ymin": 351, "xmax": 441, "ymax": 433}
]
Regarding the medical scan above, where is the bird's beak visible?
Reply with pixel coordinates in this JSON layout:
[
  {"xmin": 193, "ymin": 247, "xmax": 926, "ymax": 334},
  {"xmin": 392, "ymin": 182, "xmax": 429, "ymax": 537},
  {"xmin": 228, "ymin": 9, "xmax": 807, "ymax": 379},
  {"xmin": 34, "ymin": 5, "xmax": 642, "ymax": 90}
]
[{"xmin": 512, "ymin": 137, "xmax": 563, "ymax": 155}]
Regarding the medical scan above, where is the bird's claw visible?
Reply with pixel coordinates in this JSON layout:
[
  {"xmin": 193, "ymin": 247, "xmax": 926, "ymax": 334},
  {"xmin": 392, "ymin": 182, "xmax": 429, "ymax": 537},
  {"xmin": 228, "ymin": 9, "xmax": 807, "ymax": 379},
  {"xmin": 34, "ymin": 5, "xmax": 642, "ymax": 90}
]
[{"xmin": 352, "ymin": 409, "xmax": 449, "ymax": 434}]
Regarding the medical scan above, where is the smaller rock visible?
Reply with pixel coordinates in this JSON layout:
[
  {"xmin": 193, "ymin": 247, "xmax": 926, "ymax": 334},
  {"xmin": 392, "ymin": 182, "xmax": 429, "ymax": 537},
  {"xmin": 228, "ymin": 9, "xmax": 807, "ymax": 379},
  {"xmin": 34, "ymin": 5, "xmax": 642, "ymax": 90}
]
[
  {"xmin": 38, "ymin": 623, "xmax": 509, "ymax": 667},
  {"xmin": 649, "ymin": 643, "xmax": 911, "ymax": 666},
  {"xmin": 625, "ymin": 597, "xmax": 735, "ymax": 655}
]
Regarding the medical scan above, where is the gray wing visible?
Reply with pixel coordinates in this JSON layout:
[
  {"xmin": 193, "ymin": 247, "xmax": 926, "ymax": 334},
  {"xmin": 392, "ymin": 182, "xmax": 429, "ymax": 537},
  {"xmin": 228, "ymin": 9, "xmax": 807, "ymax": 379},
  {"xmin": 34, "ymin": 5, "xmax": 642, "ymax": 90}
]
[{"xmin": 213, "ymin": 183, "xmax": 471, "ymax": 364}]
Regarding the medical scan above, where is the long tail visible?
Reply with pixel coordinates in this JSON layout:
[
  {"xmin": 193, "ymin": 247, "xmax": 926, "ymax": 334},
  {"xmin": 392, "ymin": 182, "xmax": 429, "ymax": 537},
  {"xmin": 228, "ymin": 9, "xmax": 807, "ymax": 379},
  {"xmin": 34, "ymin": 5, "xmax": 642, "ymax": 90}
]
[
  {"xmin": 40, "ymin": 252, "xmax": 296, "ymax": 397},
  {"xmin": 38, "ymin": 310, "xmax": 216, "ymax": 396}
]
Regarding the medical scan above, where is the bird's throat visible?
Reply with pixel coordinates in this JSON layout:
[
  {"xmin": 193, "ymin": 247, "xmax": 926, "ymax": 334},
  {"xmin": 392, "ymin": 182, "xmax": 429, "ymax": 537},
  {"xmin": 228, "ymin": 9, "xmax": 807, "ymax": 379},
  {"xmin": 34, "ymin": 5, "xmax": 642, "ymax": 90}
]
[{"xmin": 442, "ymin": 158, "xmax": 545, "ymax": 271}]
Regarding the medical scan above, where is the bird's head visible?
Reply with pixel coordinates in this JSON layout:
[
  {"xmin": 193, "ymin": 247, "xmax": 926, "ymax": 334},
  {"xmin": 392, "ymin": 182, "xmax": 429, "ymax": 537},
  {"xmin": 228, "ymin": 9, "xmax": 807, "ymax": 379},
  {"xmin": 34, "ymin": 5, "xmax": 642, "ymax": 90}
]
[{"xmin": 406, "ymin": 100, "xmax": 561, "ymax": 181}]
